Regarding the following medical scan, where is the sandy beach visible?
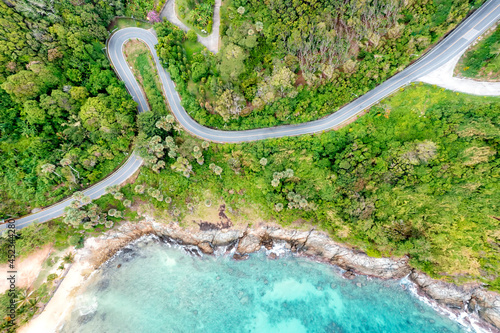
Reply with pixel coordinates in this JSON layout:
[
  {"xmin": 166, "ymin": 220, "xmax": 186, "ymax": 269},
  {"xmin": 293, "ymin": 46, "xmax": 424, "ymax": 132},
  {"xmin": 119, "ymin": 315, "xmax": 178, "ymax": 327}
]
[{"xmin": 18, "ymin": 223, "xmax": 155, "ymax": 333}]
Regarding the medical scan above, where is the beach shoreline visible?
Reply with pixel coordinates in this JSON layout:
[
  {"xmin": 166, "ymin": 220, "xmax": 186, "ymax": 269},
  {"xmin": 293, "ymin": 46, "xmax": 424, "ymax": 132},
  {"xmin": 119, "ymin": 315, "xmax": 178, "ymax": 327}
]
[{"xmin": 18, "ymin": 218, "xmax": 500, "ymax": 333}]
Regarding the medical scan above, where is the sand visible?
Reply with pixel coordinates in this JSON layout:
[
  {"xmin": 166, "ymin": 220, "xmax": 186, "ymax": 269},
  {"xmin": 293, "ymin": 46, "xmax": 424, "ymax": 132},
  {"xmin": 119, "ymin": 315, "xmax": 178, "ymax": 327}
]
[
  {"xmin": 18, "ymin": 223, "xmax": 156, "ymax": 333},
  {"xmin": 0, "ymin": 244, "xmax": 52, "ymax": 294}
]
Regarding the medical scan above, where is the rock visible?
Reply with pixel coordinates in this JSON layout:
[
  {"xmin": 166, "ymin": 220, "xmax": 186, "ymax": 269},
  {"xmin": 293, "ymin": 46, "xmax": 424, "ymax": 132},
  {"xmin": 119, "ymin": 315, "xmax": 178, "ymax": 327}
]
[
  {"xmin": 232, "ymin": 253, "xmax": 249, "ymax": 261},
  {"xmin": 467, "ymin": 297, "xmax": 478, "ymax": 313},
  {"xmin": 261, "ymin": 233, "xmax": 273, "ymax": 250},
  {"xmin": 410, "ymin": 271, "xmax": 477, "ymax": 309},
  {"xmin": 197, "ymin": 241, "xmax": 214, "ymax": 255},
  {"xmin": 237, "ymin": 233, "xmax": 261, "ymax": 254},
  {"xmin": 303, "ymin": 231, "xmax": 410, "ymax": 279},
  {"xmin": 473, "ymin": 289, "xmax": 500, "ymax": 329},
  {"xmin": 343, "ymin": 270, "xmax": 356, "ymax": 280},
  {"xmin": 117, "ymin": 264, "xmax": 121, "ymax": 268},
  {"xmin": 268, "ymin": 253, "xmax": 277, "ymax": 260},
  {"xmin": 212, "ymin": 230, "xmax": 242, "ymax": 246}
]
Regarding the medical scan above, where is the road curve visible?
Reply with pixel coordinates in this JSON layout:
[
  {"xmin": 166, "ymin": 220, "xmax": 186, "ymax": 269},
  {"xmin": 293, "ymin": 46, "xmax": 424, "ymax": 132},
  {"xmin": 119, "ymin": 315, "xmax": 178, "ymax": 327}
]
[
  {"xmin": 110, "ymin": 0, "xmax": 500, "ymax": 143},
  {"xmin": 5, "ymin": 0, "xmax": 500, "ymax": 230}
]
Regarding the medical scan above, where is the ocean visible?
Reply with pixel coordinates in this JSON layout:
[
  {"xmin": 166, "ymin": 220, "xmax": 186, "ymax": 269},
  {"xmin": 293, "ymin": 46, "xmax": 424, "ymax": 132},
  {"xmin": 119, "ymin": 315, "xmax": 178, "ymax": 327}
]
[{"xmin": 61, "ymin": 236, "xmax": 469, "ymax": 333}]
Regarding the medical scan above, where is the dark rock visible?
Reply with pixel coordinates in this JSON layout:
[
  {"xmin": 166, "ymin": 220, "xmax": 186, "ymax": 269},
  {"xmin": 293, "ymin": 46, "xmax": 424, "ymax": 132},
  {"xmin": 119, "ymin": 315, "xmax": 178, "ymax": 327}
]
[
  {"xmin": 77, "ymin": 311, "xmax": 96, "ymax": 325},
  {"xmin": 117, "ymin": 264, "xmax": 121, "ymax": 268},
  {"xmin": 467, "ymin": 298, "xmax": 478, "ymax": 313},
  {"xmin": 268, "ymin": 253, "xmax": 277, "ymax": 260},
  {"xmin": 261, "ymin": 233, "xmax": 273, "ymax": 250},
  {"xmin": 233, "ymin": 253, "xmax": 249, "ymax": 261},
  {"xmin": 96, "ymin": 279, "xmax": 109, "ymax": 292},
  {"xmin": 343, "ymin": 270, "xmax": 356, "ymax": 280}
]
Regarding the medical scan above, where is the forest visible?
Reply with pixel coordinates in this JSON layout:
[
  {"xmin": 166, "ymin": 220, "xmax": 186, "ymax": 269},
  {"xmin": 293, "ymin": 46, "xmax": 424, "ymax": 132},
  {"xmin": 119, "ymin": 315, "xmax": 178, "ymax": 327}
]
[
  {"xmin": 123, "ymin": 84, "xmax": 500, "ymax": 290},
  {"xmin": 0, "ymin": 0, "xmax": 141, "ymax": 218},
  {"xmin": 155, "ymin": 0, "xmax": 484, "ymax": 129},
  {"xmin": 14, "ymin": 84, "xmax": 496, "ymax": 292}
]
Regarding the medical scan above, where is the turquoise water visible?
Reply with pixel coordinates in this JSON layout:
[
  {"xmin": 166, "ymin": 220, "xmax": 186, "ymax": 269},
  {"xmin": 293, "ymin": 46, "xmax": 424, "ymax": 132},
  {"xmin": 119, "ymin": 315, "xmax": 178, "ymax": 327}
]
[{"xmin": 62, "ymin": 238, "xmax": 467, "ymax": 333}]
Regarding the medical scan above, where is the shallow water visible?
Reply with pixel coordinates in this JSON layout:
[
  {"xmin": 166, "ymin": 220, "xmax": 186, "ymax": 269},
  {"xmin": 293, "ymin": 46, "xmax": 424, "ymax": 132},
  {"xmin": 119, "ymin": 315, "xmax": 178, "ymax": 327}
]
[{"xmin": 62, "ymin": 238, "xmax": 467, "ymax": 333}]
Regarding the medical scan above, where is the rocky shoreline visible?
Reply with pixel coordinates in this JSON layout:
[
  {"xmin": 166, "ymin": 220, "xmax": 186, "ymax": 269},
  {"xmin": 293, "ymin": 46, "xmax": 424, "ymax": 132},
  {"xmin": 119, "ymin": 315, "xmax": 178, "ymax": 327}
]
[{"xmin": 73, "ymin": 219, "xmax": 500, "ymax": 332}]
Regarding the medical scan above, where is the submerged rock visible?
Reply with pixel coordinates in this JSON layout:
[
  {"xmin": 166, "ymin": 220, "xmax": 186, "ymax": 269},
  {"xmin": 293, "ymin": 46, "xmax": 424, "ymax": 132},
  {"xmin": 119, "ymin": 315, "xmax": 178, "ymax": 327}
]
[{"xmin": 232, "ymin": 253, "xmax": 249, "ymax": 261}]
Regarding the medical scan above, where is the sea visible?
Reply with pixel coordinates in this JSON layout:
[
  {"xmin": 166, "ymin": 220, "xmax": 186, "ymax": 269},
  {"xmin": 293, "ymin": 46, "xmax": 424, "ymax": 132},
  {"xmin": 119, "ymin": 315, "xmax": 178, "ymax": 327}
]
[{"xmin": 60, "ymin": 236, "xmax": 480, "ymax": 333}]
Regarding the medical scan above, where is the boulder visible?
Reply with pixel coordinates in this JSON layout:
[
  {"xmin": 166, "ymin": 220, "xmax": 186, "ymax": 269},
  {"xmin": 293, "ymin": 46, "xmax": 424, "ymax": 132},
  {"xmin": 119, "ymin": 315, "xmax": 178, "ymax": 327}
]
[
  {"xmin": 473, "ymin": 289, "xmax": 500, "ymax": 329},
  {"xmin": 237, "ymin": 233, "xmax": 261, "ymax": 254},
  {"xmin": 197, "ymin": 241, "xmax": 214, "ymax": 255},
  {"xmin": 410, "ymin": 271, "xmax": 476, "ymax": 309}
]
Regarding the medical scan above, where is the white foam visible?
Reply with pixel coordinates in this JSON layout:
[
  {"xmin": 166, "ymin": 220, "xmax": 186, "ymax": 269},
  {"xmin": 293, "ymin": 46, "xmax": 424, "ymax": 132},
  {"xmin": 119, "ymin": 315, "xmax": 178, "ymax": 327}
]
[{"xmin": 399, "ymin": 276, "xmax": 494, "ymax": 333}]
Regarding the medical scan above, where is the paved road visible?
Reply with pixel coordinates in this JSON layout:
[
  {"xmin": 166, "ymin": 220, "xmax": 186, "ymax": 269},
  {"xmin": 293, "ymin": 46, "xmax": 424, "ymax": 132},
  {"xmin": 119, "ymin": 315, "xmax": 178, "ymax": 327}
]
[
  {"xmin": 113, "ymin": 0, "xmax": 500, "ymax": 143},
  {"xmin": 160, "ymin": 0, "xmax": 221, "ymax": 53},
  {"xmin": 5, "ymin": 0, "xmax": 500, "ymax": 230}
]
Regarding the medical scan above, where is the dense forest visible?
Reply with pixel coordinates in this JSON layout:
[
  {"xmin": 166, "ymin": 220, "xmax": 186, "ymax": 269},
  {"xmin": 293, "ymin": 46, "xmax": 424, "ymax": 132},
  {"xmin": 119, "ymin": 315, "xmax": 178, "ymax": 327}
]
[
  {"xmin": 0, "ymin": 0, "xmax": 138, "ymax": 218},
  {"xmin": 124, "ymin": 85, "xmax": 500, "ymax": 290},
  {"xmin": 156, "ymin": 0, "xmax": 484, "ymax": 129}
]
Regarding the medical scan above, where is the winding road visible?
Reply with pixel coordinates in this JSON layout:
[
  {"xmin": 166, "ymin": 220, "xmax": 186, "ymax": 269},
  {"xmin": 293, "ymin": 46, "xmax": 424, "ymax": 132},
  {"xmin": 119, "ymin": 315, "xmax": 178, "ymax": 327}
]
[{"xmin": 5, "ymin": 0, "xmax": 500, "ymax": 230}]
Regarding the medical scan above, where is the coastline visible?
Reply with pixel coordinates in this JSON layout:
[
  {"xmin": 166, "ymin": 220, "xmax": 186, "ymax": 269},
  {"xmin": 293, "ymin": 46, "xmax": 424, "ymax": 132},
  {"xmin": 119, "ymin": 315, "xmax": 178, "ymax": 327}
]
[{"xmin": 19, "ymin": 218, "xmax": 500, "ymax": 333}]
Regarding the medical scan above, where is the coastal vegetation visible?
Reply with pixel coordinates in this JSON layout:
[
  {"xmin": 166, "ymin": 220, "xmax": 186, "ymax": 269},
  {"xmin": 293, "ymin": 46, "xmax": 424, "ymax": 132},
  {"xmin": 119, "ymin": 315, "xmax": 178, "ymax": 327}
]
[
  {"xmin": 15, "ymin": 82, "xmax": 498, "ymax": 292},
  {"xmin": 121, "ymin": 84, "xmax": 500, "ymax": 291},
  {"xmin": 155, "ymin": 0, "xmax": 483, "ymax": 130},
  {"xmin": 457, "ymin": 24, "xmax": 500, "ymax": 80}
]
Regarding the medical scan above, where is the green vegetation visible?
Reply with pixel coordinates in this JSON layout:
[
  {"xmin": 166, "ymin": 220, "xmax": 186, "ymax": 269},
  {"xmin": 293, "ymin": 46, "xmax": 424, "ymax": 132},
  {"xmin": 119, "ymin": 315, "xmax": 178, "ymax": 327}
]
[
  {"xmin": 155, "ymin": 0, "xmax": 483, "ymax": 130},
  {"xmin": 457, "ymin": 24, "xmax": 500, "ymax": 80},
  {"xmin": 0, "ymin": 220, "xmax": 81, "ymax": 264},
  {"xmin": 0, "ymin": 285, "xmax": 53, "ymax": 332},
  {"xmin": 109, "ymin": 17, "xmax": 154, "ymax": 31},
  {"xmin": 124, "ymin": 0, "xmax": 158, "ymax": 19},
  {"xmin": 0, "ymin": 1, "xmax": 138, "ymax": 218},
  {"xmin": 124, "ymin": 40, "xmax": 169, "ymax": 114},
  {"xmin": 177, "ymin": 0, "xmax": 215, "ymax": 34},
  {"xmin": 119, "ymin": 84, "xmax": 499, "ymax": 290}
]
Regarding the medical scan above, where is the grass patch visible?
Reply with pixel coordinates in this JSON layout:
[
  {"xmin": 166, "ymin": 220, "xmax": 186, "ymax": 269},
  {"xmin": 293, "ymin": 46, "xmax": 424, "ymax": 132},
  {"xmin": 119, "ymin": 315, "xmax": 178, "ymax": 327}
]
[
  {"xmin": 183, "ymin": 40, "xmax": 206, "ymax": 60},
  {"xmin": 456, "ymin": 24, "xmax": 500, "ymax": 81},
  {"xmin": 123, "ymin": 40, "xmax": 169, "ymax": 113}
]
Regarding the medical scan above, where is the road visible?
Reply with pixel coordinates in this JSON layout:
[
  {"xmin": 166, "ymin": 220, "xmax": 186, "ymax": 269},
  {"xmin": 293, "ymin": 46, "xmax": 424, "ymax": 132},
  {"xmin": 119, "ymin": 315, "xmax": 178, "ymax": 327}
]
[{"xmin": 5, "ymin": 0, "xmax": 500, "ymax": 230}]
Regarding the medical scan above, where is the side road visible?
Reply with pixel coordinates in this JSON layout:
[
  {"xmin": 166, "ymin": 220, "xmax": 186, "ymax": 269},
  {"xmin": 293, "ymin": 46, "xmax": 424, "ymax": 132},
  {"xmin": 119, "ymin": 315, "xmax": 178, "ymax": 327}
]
[{"xmin": 160, "ymin": 0, "xmax": 221, "ymax": 53}]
